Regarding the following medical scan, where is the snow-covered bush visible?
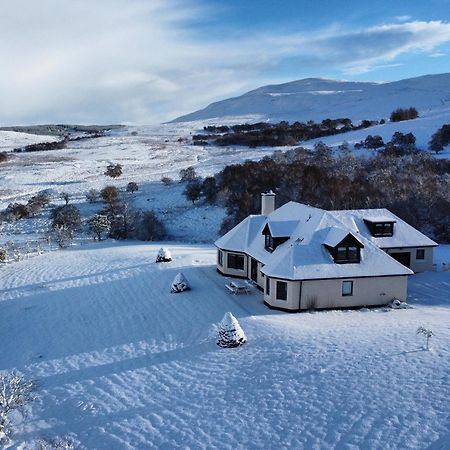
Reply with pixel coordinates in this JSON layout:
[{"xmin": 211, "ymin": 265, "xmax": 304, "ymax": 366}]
[
  {"xmin": 217, "ymin": 312, "xmax": 247, "ymax": 348},
  {"xmin": 161, "ymin": 176, "xmax": 173, "ymax": 186},
  {"xmin": 417, "ymin": 326, "xmax": 434, "ymax": 350},
  {"xmin": 170, "ymin": 272, "xmax": 191, "ymax": 293},
  {"xmin": 0, "ymin": 373, "xmax": 36, "ymax": 443},
  {"xmin": 0, "ymin": 248, "xmax": 7, "ymax": 263},
  {"xmin": 104, "ymin": 163, "xmax": 123, "ymax": 178},
  {"xmin": 156, "ymin": 247, "xmax": 172, "ymax": 263},
  {"xmin": 87, "ymin": 214, "xmax": 111, "ymax": 241}
]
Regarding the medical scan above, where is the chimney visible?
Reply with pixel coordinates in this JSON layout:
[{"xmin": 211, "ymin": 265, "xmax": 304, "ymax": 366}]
[{"xmin": 261, "ymin": 191, "xmax": 276, "ymax": 215}]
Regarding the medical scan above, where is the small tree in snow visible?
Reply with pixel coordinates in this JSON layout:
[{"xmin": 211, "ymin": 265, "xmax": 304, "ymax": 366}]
[
  {"xmin": 86, "ymin": 189, "xmax": 99, "ymax": 203},
  {"xmin": 60, "ymin": 192, "xmax": 70, "ymax": 205},
  {"xmin": 0, "ymin": 248, "xmax": 7, "ymax": 263},
  {"xmin": 417, "ymin": 326, "xmax": 434, "ymax": 350},
  {"xmin": 217, "ymin": 312, "xmax": 247, "ymax": 348},
  {"xmin": 104, "ymin": 163, "xmax": 123, "ymax": 178},
  {"xmin": 183, "ymin": 179, "xmax": 202, "ymax": 204},
  {"xmin": 0, "ymin": 373, "xmax": 36, "ymax": 443},
  {"xmin": 156, "ymin": 247, "xmax": 172, "ymax": 263},
  {"xmin": 170, "ymin": 272, "xmax": 191, "ymax": 293},
  {"xmin": 88, "ymin": 214, "xmax": 111, "ymax": 241},
  {"xmin": 126, "ymin": 182, "xmax": 138, "ymax": 194}
]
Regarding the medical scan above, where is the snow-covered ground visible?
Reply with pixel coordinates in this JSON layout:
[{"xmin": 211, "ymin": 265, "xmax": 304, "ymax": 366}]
[
  {"xmin": 0, "ymin": 131, "xmax": 59, "ymax": 152},
  {"xmin": 1, "ymin": 107, "xmax": 449, "ymax": 249},
  {"xmin": 0, "ymin": 242, "xmax": 449, "ymax": 449}
]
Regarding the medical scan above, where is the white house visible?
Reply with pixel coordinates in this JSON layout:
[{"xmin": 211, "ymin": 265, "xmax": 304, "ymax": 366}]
[{"xmin": 215, "ymin": 192, "xmax": 437, "ymax": 312}]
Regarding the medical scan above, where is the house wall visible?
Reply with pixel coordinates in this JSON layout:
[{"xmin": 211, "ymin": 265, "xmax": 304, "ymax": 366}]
[
  {"xmin": 263, "ymin": 278, "xmax": 301, "ymax": 311},
  {"xmin": 384, "ymin": 247, "xmax": 434, "ymax": 272},
  {"xmin": 300, "ymin": 276, "xmax": 408, "ymax": 310},
  {"xmin": 216, "ymin": 249, "xmax": 248, "ymax": 278}
]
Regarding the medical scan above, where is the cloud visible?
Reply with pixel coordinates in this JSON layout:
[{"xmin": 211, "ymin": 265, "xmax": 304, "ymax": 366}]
[{"xmin": 0, "ymin": 1, "xmax": 449, "ymax": 125}]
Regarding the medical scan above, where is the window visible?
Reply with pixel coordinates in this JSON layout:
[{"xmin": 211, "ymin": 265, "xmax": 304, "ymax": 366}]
[
  {"xmin": 265, "ymin": 277, "xmax": 270, "ymax": 295},
  {"xmin": 227, "ymin": 253, "xmax": 245, "ymax": 270},
  {"xmin": 218, "ymin": 250, "xmax": 223, "ymax": 266},
  {"xmin": 416, "ymin": 249, "xmax": 425, "ymax": 260},
  {"xmin": 372, "ymin": 222, "xmax": 394, "ymax": 237},
  {"xmin": 342, "ymin": 281, "xmax": 353, "ymax": 296},
  {"xmin": 335, "ymin": 246, "xmax": 360, "ymax": 263},
  {"xmin": 276, "ymin": 281, "xmax": 287, "ymax": 301},
  {"xmin": 265, "ymin": 233, "xmax": 274, "ymax": 252}
]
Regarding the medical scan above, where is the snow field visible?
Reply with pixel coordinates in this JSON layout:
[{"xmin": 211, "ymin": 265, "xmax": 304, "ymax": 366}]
[{"xmin": 0, "ymin": 242, "xmax": 449, "ymax": 449}]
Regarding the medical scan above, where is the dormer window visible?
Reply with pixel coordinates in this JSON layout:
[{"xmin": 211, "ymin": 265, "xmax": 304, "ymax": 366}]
[
  {"xmin": 262, "ymin": 221, "xmax": 296, "ymax": 253},
  {"xmin": 364, "ymin": 218, "xmax": 395, "ymax": 237},
  {"xmin": 324, "ymin": 228, "xmax": 364, "ymax": 264},
  {"xmin": 335, "ymin": 245, "xmax": 360, "ymax": 263}
]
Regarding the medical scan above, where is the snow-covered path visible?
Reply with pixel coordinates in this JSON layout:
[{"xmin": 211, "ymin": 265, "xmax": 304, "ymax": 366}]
[{"xmin": 0, "ymin": 243, "xmax": 449, "ymax": 449}]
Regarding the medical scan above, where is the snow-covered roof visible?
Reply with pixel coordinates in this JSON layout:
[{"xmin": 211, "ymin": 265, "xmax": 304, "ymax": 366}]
[
  {"xmin": 330, "ymin": 209, "xmax": 437, "ymax": 248},
  {"xmin": 363, "ymin": 216, "xmax": 396, "ymax": 223},
  {"xmin": 214, "ymin": 200, "xmax": 433, "ymax": 280},
  {"xmin": 323, "ymin": 226, "xmax": 364, "ymax": 248},
  {"xmin": 264, "ymin": 220, "xmax": 298, "ymax": 237}
]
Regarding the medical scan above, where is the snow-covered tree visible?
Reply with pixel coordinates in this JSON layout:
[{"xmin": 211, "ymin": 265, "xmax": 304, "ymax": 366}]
[
  {"xmin": 417, "ymin": 326, "xmax": 434, "ymax": 350},
  {"xmin": 0, "ymin": 373, "xmax": 36, "ymax": 443},
  {"xmin": 0, "ymin": 248, "xmax": 7, "ymax": 263},
  {"xmin": 156, "ymin": 247, "xmax": 172, "ymax": 263},
  {"xmin": 50, "ymin": 225, "xmax": 72, "ymax": 248},
  {"xmin": 170, "ymin": 272, "xmax": 191, "ymax": 293},
  {"xmin": 217, "ymin": 312, "xmax": 247, "ymax": 348},
  {"xmin": 88, "ymin": 214, "xmax": 111, "ymax": 241}
]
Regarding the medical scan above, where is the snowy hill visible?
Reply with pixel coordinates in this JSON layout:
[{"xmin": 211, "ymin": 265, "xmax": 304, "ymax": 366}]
[
  {"xmin": 0, "ymin": 130, "xmax": 59, "ymax": 152},
  {"xmin": 1, "ymin": 242, "xmax": 449, "ymax": 448},
  {"xmin": 172, "ymin": 73, "xmax": 450, "ymax": 123}
]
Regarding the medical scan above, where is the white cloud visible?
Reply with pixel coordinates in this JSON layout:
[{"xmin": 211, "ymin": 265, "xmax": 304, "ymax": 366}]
[{"xmin": 0, "ymin": 1, "xmax": 449, "ymax": 125}]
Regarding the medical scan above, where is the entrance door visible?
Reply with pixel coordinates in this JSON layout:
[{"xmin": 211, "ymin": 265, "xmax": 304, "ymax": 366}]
[
  {"xmin": 389, "ymin": 252, "xmax": 411, "ymax": 268},
  {"xmin": 251, "ymin": 258, "xmax": 258, "ymax": 282}
]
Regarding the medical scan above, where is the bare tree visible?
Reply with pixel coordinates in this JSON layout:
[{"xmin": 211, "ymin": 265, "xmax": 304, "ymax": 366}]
[
  {"xmin": 87, "ymin": 214, "xmax": 111, "ymax": 241},
  {"xmin": 0, "ymin": 373, "xmax": 36, "ymax": 443},
  {"xmin": 86, "ymin": 189, "xmax": 99, "ymax": 203},
  {"xmin": 417, "ymin": 326, "xmax": 434, "ymax": 350},
  {"xmin": 60, "ymin": 192, "xmax": 70, "ymax": 205}
]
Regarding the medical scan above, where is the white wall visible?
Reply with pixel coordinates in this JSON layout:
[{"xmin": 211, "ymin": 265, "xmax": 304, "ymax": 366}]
[
  {"xmin": 217, "ymin": 250, "xmax": 248, "ymax": 277},
  {"xmin": 300, "ymin": 276, "xmax": 408, "ymax": 309},
  {"xmin": 385, "ymin": 247, "xmax": 434, "ymax": 272}
]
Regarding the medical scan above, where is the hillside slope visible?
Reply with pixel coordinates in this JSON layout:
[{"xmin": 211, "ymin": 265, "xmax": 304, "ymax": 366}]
[{"xmin": 172, "ymin": 73, "xmax": 450, "ymax": 123}]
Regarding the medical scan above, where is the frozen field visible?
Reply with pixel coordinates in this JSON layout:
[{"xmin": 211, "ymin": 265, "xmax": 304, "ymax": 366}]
[{"xmin": 0, "ymin": 242, "xmax": 449, "ymax": 449}]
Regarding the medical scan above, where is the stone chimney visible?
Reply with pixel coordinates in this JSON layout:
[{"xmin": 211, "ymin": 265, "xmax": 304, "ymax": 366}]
[{"xmin": 261, "ymin": 191, "xmax": 276, "ymax": 215}]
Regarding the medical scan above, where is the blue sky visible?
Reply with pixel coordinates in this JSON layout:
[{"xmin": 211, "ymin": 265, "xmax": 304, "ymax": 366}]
[{"xmin": 0, "ymin": 0, "xmax": 449, "ymax": 124}]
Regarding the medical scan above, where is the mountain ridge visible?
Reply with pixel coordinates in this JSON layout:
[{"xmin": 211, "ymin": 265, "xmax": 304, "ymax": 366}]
[{"xmin": 172, "ymin": 73, "xmax": 450, "ymax": 123}]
